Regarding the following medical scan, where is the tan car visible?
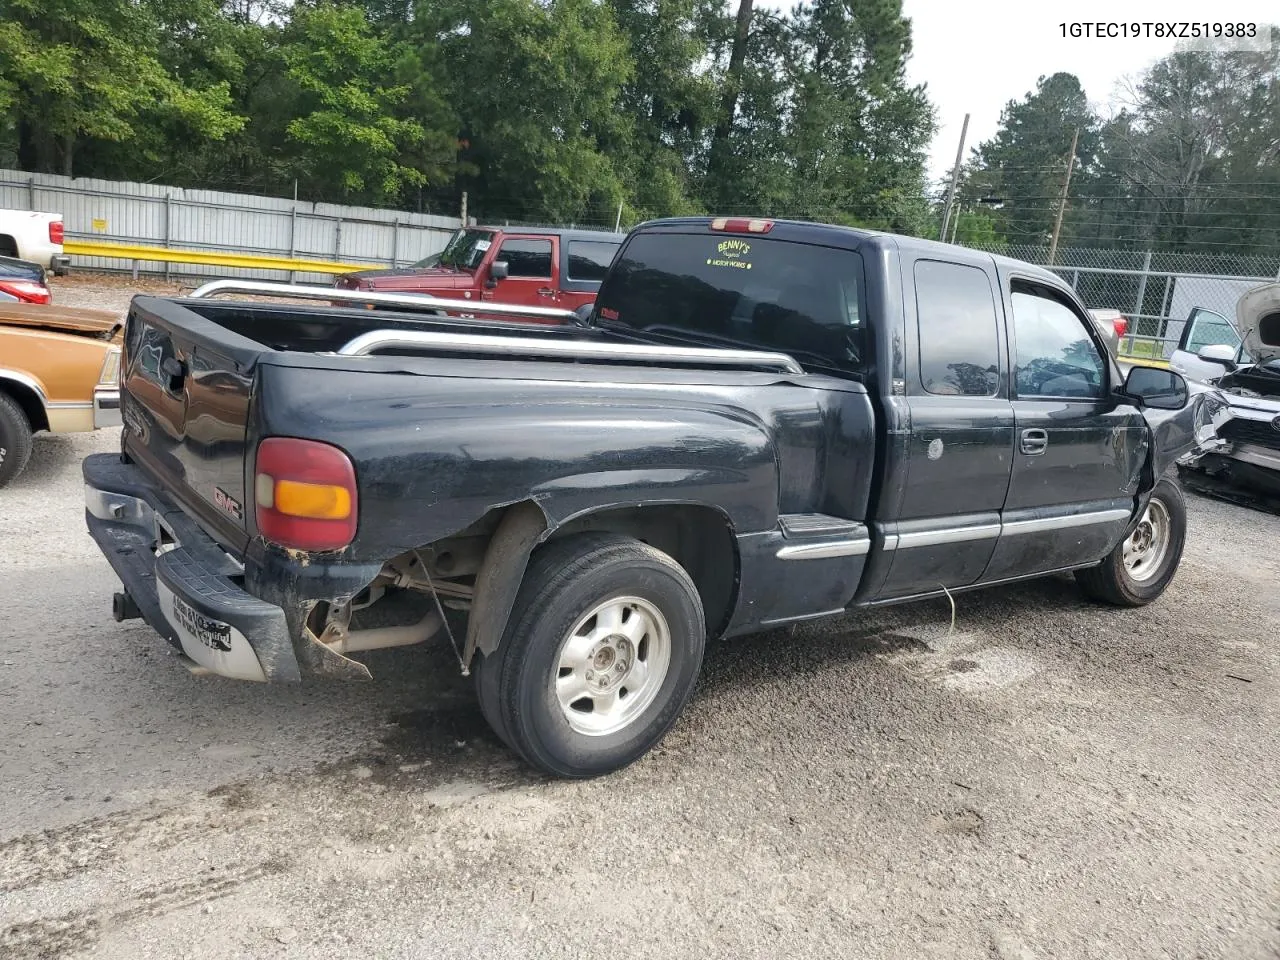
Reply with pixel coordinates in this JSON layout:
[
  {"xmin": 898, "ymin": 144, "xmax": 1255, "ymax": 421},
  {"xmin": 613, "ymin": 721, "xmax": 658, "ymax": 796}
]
[{"xmin": 0, "ymin": 302, "xmax": 122, "ymax": 486}]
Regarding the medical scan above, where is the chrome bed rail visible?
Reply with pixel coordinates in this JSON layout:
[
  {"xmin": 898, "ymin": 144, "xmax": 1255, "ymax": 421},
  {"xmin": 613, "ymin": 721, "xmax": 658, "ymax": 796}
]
[
  {"xmin": 185, "ymin": 279, "xmax": 805, "ymax": 374},
  {"xmin": 334, "ymin": 328, "xmax": 805, "ymax": 374},
  {"xmin": 185, "ymin": 279, "xmax": 579, "ymax": 323}
]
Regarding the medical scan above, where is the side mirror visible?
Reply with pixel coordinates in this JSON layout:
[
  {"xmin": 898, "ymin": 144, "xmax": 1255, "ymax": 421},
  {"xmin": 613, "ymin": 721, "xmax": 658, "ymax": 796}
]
[
  {"xmin": 1123, "ymin": 365, "xmax": 1189, "ymax": 411},
  {"xmin": 490, "ymin": 261, "xmax": 509, "ymax": 281},
  {"xmin": 1196, "ymin": 343, "xmax": 1236, "ymax": 367}
]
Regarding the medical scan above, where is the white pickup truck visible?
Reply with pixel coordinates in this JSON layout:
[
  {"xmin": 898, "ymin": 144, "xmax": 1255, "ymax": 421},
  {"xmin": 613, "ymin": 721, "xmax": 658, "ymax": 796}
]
[{"xmin": 0, "ymin": 209, "xmax": 71, "ymax": 274}]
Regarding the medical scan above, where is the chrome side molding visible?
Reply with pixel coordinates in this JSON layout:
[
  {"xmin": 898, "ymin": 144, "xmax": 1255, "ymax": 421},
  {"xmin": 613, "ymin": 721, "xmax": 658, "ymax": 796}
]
[
  {"xmin": 881, "ymin": 506, "xmax": 1133, "ymax": 551},
  {"xmin": 775, "ymin": 515, "xmax": 871, "ymax": 560},
  {"xmin": 892, "ymin": 522, "xmax": 1001, "ymax": 550},
  {"xmin": 776, "ymin": 539, "xmax": 871, "ymax": 560},
  {"xmin": 1000, "ymin": 509, "xmax": 1130, "ymax": 537}
]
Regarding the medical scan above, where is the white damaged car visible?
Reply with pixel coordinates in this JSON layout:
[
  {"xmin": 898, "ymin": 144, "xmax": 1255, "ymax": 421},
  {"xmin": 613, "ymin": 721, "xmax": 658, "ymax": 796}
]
[{"xmin": 1177, "ymin": 282, "xmax": 1280, "ymax": 504}]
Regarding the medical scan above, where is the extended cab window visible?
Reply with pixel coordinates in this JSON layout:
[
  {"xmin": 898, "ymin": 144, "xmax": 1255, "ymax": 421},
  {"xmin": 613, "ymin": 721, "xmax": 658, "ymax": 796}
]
[
  {"xmin": 914, "ymin": 260, "xmax": 1000, "ymax": 396},
  {"xmin": 498, "ymin": 239, "xmax": 553, "ymax": 278},
  {"xmin": 593, "ymin": 232, "xmax": 864, "ymax": 377},
  {"xmin": 1011, "ymin": 284, "xmax": 1106, "ymax": 400},
  {"xmin": 567, "ymin": 240, "xmax": 620, "ymax": 281}
]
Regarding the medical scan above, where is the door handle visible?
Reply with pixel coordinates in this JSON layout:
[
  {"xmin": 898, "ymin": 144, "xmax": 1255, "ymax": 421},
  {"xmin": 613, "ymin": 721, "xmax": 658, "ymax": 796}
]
[
  {"xmin": 537, "ymin": 287, "xmax": 555, "ymax": 297},
  {"xmin": 1020, "ymin": 428, "xmax": 1049, "ymax": 456}
]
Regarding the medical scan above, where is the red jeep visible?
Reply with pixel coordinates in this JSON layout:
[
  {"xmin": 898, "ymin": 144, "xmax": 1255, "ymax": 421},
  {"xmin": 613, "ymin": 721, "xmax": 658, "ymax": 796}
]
[{"xmin": 335, "ymin": 226, "xmax": 625, "ymax": 319}]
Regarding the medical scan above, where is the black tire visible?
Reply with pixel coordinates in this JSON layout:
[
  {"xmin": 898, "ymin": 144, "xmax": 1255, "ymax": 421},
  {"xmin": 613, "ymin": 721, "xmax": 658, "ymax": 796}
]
[
  {"xmin": 1075, "ymin": 477, "xmax": 1187, "ymax": 607},
  {"xmin": 473, "ymin": 533, "xmax": 706, "ymax": 778},
  {"xmin": 473, "ymin": 647, "xmax": 515, "ymax": 751},
  {"xmin": 0, "ymin": 392, "xmax": 34, "ymax": 488}
]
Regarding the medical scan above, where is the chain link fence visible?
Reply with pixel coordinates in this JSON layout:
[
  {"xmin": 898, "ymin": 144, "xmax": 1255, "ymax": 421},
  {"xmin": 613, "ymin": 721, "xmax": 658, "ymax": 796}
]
[{"xmin": 969, "ymin": 242, "xmax": 1280, "ymax": 359}]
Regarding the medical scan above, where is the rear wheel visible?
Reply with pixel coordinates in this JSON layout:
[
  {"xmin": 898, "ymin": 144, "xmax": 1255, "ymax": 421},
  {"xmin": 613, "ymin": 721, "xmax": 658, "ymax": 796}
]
[
  {"xmin": 1075, "ymin": 478, "xmax": 1186, "ymax": 606},
  {"xmin": 473, "ymin": 533, "xmax": 705, "ymax": 778},
  {"xmin": 0, "ymin": 392, "xmax": 34, "ymax": 488}
]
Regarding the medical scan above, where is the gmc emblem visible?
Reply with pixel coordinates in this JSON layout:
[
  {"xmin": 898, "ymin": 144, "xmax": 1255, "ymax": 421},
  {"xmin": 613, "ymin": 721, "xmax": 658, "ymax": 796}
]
[{"xmin": 213, "ymin": 487, "xmax": 243, "ymax": 520}]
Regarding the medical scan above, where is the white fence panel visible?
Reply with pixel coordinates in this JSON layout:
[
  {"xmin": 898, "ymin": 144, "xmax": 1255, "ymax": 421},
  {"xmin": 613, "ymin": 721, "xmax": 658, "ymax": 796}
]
[{"xmin": 0, "ymin": 169, "xmax": 461, "ymax": 280}]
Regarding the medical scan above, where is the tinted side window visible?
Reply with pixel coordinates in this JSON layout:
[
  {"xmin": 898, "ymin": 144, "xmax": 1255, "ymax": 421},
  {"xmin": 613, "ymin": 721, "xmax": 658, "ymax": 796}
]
[
  {"xmin": 1185, "ymin": 310, "xmax": 1240, "ymax": 352},
  {"xmin": 914, "ymin": 260, "xmax": 1000, "ymax": 396},
  {"xmin": 498, "ymin": 239, "xmax": 552, "ymax": 278},
  {"xmin": 567, "ymin": 240, "xmax": 619, "ymax": 281},
  {"xmin": 1011, "ymin": 286, "xmax": 1106, "ymax": 399}
]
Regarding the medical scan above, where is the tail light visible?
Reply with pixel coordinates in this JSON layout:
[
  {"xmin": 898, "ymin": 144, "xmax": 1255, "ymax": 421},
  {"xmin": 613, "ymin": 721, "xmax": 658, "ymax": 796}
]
[
  {"xmin": 0, "ymin": 280, "xmax": 51, "ymax": 304},
  {"xmin": 709, "ymin": 217, "xmax": 774, "ymax": 234},
  {"xmin": 1113, "ymin": 316, "xmax": 1129, "ymax": 339},
  {"xmin": 49, "ymin": 220, "xmax": 64, "ymax": 245},
  {"xmin": 98, "ymin": 346, "xmax": 122, "ymax": 386},
  {"xmin": 254, "ymin": 438, "xmax": 357, "ymax": 551}
]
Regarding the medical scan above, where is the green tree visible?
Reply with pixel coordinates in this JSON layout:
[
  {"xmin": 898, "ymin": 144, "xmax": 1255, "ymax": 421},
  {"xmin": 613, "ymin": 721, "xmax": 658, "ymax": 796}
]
[
  {"xmin": 963, "ymin": 72, "xmax": 1100, "ymax": 247},
  {"xmin": 702, "ymin": 0, "xmax": 934, "ymax": 229},
  {"xmin": 425, "ymin": 0, "xmax": 636, "ymax": 224},
  {"xmin": 0, "ymin": 0, "xmax": 243, "ymax": 176},
  {"xmin": 700, "ymin": 8, "xmax": 795, "ymax": 214},
  {"xmin": 280, "ymin": 3, "xmax": 443, "ymax": 202},
  {"xmin": 606, "ymin": 0, "xmax": 720, "ymax": 218},
  {"xmin": 782, "ymin": 0, "xmax": 934, "ymax": 230},
  {"xmin": 1100, "ymin": 31, "xmax": 1280, "ymax": 254}
]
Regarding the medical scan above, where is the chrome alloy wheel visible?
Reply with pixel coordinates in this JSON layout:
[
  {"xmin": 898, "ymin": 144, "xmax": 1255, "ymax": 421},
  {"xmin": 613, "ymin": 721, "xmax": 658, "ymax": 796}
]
[
  {"xmin": 1122, "ymin": 498, "xmax": 1171, "ymax": 583},
  {"xmin": 554, "ymin": 596, "xmax": 672, "ymax": 736}
]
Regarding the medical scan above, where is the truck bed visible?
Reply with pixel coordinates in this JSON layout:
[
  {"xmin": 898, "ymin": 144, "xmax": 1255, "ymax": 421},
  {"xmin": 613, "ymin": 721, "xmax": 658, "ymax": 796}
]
[{"xmin": 117, "ymin": 294, "xmax": 876, "ymax": 574}]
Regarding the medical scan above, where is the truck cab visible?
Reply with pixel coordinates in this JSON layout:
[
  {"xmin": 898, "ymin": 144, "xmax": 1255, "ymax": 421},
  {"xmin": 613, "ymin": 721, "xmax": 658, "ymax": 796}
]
[{"xmin": 335, "ymin": 226, "xmax": 625, "ymax": 318}]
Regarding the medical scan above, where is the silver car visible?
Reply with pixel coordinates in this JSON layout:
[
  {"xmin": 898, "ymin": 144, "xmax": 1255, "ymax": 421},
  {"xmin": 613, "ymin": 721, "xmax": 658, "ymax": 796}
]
[{"xmin": 1087, "ymin": 308, "xmax": 1128, "ymax": 354}]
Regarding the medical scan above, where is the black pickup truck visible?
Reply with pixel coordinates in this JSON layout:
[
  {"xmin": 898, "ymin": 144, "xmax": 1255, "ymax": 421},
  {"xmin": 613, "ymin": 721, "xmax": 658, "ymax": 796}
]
[{"xmin": 84, "ymin": 217, "xmax": 1209, "ymax": 778}]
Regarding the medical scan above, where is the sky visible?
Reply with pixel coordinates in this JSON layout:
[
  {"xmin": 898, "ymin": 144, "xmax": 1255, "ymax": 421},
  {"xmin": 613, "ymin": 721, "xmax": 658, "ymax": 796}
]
[{"xmin": 755, "ymin": 0, "xmax": 1277, "ymax": 185}]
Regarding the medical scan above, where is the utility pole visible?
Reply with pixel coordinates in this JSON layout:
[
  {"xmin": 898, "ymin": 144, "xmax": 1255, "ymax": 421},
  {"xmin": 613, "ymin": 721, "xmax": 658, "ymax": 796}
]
[
  {"xmin": 614, "ymin": 201, "xmax": 624, "ymax": 233},
  {"xmin": 1047, "ymin": 127, "xmax": 1079, "ymax": 266},
  {"xmin": 938, "ymin": 112, "xmax": 969, "ymax": 243}
]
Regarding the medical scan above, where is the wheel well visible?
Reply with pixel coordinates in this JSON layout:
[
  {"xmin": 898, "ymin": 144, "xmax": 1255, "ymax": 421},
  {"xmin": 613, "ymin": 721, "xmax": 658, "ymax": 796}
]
[
  {"xmin": 548, "ymin": 504, "xmax": 740, "ymax": 637},
  {"xmin": 0, "ymin": 379, "xmax": 48, "ymax": 432},
  {"xmin": 0, "ymin": 235, "xmax": 17, "ymax": 258}
]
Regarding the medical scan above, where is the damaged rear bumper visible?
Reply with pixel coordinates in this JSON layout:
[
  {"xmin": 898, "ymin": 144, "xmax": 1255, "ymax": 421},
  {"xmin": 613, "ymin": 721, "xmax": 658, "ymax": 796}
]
[
  {"xmin": 84, "ymin": 453, "xmax": 297, "ymax": 682},
  {"xmin": 83, "ymin": 453, "xmax": 381, "ymax": 682}
]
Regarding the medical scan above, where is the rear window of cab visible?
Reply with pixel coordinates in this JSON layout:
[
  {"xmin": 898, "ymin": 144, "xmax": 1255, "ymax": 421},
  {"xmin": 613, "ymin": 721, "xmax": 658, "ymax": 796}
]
[{"xmin": 593, "ymin": 232, "xmax": 866, "ymax": 377}]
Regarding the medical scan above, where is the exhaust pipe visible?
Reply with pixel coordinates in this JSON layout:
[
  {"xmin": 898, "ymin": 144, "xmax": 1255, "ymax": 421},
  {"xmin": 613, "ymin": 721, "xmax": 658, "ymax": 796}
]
[{"xmin": 324, "ymin": 610, "xmax": 443, "ymax": 654}]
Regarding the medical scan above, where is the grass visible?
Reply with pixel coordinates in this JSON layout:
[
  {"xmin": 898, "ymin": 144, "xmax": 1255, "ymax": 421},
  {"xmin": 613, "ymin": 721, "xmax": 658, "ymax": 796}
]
[{"xmin": 1117, "ymin": 338, "xmax": 1171, "ymax": 367}]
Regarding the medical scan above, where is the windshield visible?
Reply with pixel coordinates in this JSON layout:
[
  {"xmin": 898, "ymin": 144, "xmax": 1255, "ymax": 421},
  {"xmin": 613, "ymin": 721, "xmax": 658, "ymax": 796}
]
[
  {"xmin": 435, "ymin": 229, "xmax": 495, "ymax": 270},
  {"xmin": 593, "ymin": 232, "xmax": 865, "ymax": 377},
  {"xmin": 410, "ymin": 251, "xmax": 442, "ymax": 269}
]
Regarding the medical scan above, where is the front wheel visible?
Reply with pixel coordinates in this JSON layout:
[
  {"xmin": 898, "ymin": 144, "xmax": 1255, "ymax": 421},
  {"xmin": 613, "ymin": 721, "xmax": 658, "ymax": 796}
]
[
  {"xmin": 1075, "ymin": 477, "xmax": 1187, "ymax": 607},
  {"xmin": 0, "ymin": 392, "xmax": 34, "ymax": 488},
  {"xmin": 474, "ymin": 533, "xmax": 706, "ymax": 778}
]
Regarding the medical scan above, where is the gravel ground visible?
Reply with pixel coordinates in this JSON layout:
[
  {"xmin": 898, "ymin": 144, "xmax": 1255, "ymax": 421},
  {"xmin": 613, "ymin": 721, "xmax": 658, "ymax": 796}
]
[{"xmin": 2, "ymin": 278, "xmax": 1278, "ymax": 960}]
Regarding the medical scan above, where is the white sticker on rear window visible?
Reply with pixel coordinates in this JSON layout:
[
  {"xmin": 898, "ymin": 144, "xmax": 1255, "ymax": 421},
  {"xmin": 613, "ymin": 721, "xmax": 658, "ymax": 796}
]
[{"xmin": 475, "ymin": 239, "xmax": 491, "ymax": 252}]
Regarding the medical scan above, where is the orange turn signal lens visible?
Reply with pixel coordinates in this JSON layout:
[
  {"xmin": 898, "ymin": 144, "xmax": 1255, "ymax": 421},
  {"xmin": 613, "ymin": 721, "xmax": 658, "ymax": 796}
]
[{"xmin": 269, "ymin": 478, "xmax": 352, "ymax": 520}]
